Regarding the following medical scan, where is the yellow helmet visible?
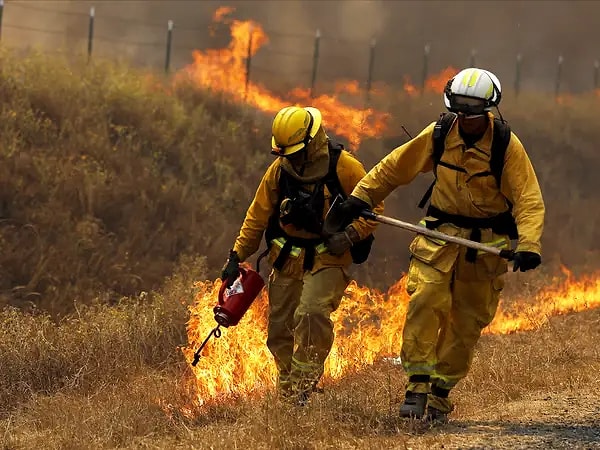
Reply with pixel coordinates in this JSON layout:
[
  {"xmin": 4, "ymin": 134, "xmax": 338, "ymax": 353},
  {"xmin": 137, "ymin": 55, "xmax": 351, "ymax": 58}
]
[{"xmin": 271, "ymin": 106, "xmax": 322, "ymax": 156}]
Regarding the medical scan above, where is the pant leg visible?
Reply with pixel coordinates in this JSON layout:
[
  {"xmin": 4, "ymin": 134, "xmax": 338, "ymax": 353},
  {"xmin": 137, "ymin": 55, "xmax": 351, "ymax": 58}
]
[
  {"xmin": 401, "ymin": 257, "xmax": 454, "ymax": 393},
  {"xmin": 433, "ymin": 253, "xmax": 506, "ymax": 391},
  {"xmin": 266, "ymin": 270, "xmax": 302, "ymax": 393},
  {"xmin": 290, "ymin": 267, "xmax": 349, "ymax": 393}
]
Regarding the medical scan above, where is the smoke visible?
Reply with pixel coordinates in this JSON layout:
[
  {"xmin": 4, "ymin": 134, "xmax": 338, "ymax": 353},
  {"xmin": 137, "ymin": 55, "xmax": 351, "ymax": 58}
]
[{"xmin": 3, "ymin": 0, "xmax": 600, "ymax": 92}]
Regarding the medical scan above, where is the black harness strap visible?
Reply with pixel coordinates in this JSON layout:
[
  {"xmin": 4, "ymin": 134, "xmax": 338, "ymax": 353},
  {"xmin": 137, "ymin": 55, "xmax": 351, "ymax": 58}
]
[
  {"xmin": 425, "ymin": 205, "xmax": 518, "ymax": 262},
  {"xmin": 419, "ymin": 112, "xmax": 512, "ymax": 209},
  {"xmin": 416, "ymin": 113, "xmax": 517, "ymax": 262},
  {"xmin": 266, "ymin": 141, "xmax": 344, "ymax": 272},
  {"xmin": 418, "ymin": 112, "xmax": 458, "ymax": 209}
]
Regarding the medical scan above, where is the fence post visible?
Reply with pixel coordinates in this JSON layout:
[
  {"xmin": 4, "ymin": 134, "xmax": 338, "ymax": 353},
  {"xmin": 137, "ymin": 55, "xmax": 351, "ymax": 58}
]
[
  {"xmin": 365, "ymin": 37, "xmax": 376, "ymax": 104},
  {"xmin": 244, "ymin": 25, "xmax": 253, "ymax": 101},
  {"xmin": 165, "ymin": 19, "xmax": 173, "ymax": 74},
  {"xmin": 555, "ymin": 55, "xmax": 563, "ymax": 99},
  {"xmin": 514, "ymin": 53, "xmax": 522, "ymax": 97},
  {"xmin": 469, "ymin": 49, "xmax": 476, "ymax": 67},
  {"xmin": 310, "ymin": 29, "xmax": 321, "ymax": 98},
  {"xmin": 594, "ymin": 60, "xmax": 599, "ymax": 90},
  {"xmin": 87, "ymin": 6, "xmax": 95, "ymax": 62},
  {"xmin": 421, "ymin": 44, "xmax": 430, "ymax": 94},
  {"xmin": 0, "ymin": 0, "xmax": 4, "ymax": 41}
]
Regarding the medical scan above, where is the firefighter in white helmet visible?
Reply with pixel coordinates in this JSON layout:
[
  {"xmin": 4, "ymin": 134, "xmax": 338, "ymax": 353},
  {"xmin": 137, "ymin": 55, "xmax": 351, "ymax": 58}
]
[
  {"xmin": 221, "ymin": 106, "xmax": 383, "ymax": 405},
  {"xmin": 327, "ymin": 68, "xmax": 545, "ymax": 422}
]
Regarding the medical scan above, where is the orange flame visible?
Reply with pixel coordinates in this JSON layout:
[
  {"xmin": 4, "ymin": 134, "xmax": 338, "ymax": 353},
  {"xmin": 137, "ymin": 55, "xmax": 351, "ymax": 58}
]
[
  {"xmin": 176, "ymin": 8, "xmax": 389, "ymax": 149},
  {"xmin": 486, "ymin": 266, "xmax": 600, "ymax": 334},
  {"xmin": 426, "ymin": 67, "xmax": 458, "ymax": 93},
  {"xmin": 402, "ymin": 75, "xmax": 419, "ymax": 97},
  {"xmin": 182, "ymin": 267, "xmax": 600, "ymax": 407},
  {"xmin": 402, "ymin": 67, "xmax": 459, "ymax": 96},
  {"xmin": 212, "ymin": 6, "xmax": 235, "ymax": 22},
  {"xmin": 334, "ymin": 80, "xmax": 361, "ymax": 96},
  {"xmin": 556, "ymin": 94, "xmax": 574, "ymax": 105}
]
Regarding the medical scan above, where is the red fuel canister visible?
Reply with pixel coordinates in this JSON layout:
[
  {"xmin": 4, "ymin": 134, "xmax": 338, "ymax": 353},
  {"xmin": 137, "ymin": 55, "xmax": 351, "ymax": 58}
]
[{"xmin": 213, "ymin": 268, "xmax": 265, "ymax": 327}]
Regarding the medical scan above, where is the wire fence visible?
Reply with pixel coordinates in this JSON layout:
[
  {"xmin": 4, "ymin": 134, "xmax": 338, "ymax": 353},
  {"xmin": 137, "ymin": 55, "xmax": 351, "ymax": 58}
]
[{"xmin": 1, "ymin": 1, "xmax": 599, "ymax": 101}]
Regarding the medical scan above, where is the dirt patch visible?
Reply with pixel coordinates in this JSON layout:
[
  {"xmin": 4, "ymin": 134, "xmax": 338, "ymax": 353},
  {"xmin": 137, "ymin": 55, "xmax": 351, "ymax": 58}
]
[{"xmin": 398, "ymin": 391, "xmax": 600, "ymax": 449}]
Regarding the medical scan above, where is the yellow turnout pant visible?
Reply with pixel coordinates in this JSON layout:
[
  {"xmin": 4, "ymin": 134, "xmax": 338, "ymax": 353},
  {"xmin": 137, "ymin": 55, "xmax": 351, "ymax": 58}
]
[
  {"xmin": 401, "ymin": 226, "xmax": 508, "ymax": 393},
  {"xmin": 267, "ymin": 267, "xmax": 349, "ymax": 394}
]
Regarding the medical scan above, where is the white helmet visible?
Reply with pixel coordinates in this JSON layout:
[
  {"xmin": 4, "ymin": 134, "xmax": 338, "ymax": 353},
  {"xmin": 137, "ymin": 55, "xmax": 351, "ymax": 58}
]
[{"xmin": 444, "ymin": 67, "xmax": 502, "ymax": 114}]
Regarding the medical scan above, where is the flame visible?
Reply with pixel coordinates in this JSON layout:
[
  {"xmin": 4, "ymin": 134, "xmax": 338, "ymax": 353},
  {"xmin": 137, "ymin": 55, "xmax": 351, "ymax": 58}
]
[
  {"xmin": 402, "ymin": 67, "xmax": 459, "ymax": 96},
  {"xmin": 183, "ymin": 267, "xmax": 600, "ymax": 407},
  {"xmin": 486, "ymin": 266, "xmax": 600, "ymax": 334},
  {"xmin": 402, "ymin": 75, "xmax": 419, "ymax": 97},
  {"xmin": 426, "ymin": 67, "xmax": 458, "ymax": 93},
  {"xmin": 556, "ymin": 94, "xmax": 574, "ymax": 105},
  {"xmin": 212, "ymin": 6, "xmax": 235, "ymax": 22},
  {"xmin": 176, "ymin": 7, "xmax": 389, "ymax": 149},
  {"xmin": 334, "ymin": 80, "xmax": 361, "ymax": 96}
]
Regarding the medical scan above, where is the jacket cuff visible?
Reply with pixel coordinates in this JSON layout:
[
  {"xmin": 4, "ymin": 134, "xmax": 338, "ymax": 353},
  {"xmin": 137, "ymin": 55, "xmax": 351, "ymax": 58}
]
[
  {"xmin": 350, "ymin": 190, "xmax": 373, "ymax": 208},
  {"xmin": 515, "ymin": 242, "xmax": 541, "ymax": 255},
  {"xmin": 233, "ymin": 244, "xmax": 248, "ymax": 262}
]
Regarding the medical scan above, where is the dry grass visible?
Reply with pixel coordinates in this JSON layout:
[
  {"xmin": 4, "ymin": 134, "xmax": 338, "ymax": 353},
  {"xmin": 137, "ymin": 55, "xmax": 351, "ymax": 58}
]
[
  {"xmin": 0, "ymin": 48, "xmax": 272, "ymax": 315},
  {"xmin": 0, "ymin": 48, "xmax": 599, "ymax": 449},
  {"xmin": 1, "ymin": 289, "xmax": 598, "ymax": 449}
]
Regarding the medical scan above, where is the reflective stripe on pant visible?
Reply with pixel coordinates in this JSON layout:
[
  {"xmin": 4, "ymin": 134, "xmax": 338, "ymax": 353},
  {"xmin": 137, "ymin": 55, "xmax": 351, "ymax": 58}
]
[
  {"xmin": 266, "ymin": 267, "xmax": 349, "ymax": 393},
  {"xmin": 401, "ymin": 249, "xmax": 505, "ymax": 390}
]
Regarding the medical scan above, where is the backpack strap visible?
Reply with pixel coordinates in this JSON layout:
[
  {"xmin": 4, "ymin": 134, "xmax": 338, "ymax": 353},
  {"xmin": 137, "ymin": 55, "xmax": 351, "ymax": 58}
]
[
  {"xmin": 324, "ymin": 140, "xmax": 345, "ymax": 199},
  {"xmin": 418, "ymin": 112, "xmax": 458, "ymax": 209},
  {"xmin": 324, "ymin": 140, "xmax": 376, "ymax": 265},
  {"xmin": 489, "ymin": 118, "xmax": 511, "ymax": 188}
]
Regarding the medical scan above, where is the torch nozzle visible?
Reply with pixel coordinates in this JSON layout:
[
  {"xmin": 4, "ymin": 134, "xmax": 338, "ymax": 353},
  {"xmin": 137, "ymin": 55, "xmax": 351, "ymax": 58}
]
[{"xmin": 191, "ymin": 325, "xmax": 222, "ymax": 366}]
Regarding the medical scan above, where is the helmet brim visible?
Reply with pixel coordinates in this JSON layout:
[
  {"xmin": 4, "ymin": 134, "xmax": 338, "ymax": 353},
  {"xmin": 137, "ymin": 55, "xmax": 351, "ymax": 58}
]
[
  {"xmin": 271, "ymin": 107, "xmax": 323, "ymax": 156},
  {"xmin": 271, "ymin": 136, "xmax": 305, "ymax": 156},
  {"xmin": 304, "ymin": 107, "xmax": 322, "ymax": 139}
]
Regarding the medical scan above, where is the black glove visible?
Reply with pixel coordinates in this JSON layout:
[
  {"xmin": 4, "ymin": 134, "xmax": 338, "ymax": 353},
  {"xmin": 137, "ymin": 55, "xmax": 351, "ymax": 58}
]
[
  {"xmin": 325, "ymin": 226, "xmax": 360, "ymax": 256},
  {"xmin": 326, "ymin": 230, "xmax": 354, "ymax": 256},
  {"xmin": 340, "ymin": 195, "xmax": 371, "ymax": 220},
  {"xmin": 512, "ymin": 251, "xmax": 541, "ymax": 272},
  {"xmin": 221, "ymin": 250, "xmax": 241, "ymax": 287},
  {"xmin": 324, "ymin": 195, "xmax": 371, "ymax": 234}
]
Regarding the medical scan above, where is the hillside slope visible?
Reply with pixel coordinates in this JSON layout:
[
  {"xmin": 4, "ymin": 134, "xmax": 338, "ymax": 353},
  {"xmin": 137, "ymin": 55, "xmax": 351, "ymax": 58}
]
[{"xmin": 1, "ymin": 49, "xmax": 599, "ymax": 313}]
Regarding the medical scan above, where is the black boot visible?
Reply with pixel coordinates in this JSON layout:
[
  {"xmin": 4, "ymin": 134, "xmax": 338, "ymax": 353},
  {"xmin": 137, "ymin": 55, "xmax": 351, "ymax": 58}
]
[
  {"xmin": 399, "ymin": 391, "xmax": 428, "ymax": 418},
  {"xmin": 426, "ymin": 385, "xmax": 453, "ymax": 423},
  {"xmin": 425, "ymin": 405, "xmax": 449, "ymax": 423}
]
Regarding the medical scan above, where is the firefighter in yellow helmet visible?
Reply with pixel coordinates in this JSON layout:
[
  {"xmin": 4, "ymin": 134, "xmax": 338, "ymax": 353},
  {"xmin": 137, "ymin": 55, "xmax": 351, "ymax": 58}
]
[
  {"xmin": 328, "ymin": 68, "xmax": 545, "ymax": 422},
  {"xmin": 220, "ymin": 106, "xmax": 383, "ymax": 405}
]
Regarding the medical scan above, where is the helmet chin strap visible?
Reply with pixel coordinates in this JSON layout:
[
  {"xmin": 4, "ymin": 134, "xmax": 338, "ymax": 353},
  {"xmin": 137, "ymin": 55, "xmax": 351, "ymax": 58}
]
[{"xmin": 495, "ymin": 106, "xmax": 506, "ymax": 123}]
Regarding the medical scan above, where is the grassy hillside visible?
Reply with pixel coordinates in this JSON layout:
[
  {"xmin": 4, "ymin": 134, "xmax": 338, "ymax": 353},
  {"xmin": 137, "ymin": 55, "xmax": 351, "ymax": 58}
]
[
  {"xmin": 0, "ymin": 48, "xmax": 599, "ymax": 449},
  {"xmin": 1, "ymin": 49, "xmax": 599, "ymax": 314},
  {"xmin": 0, "ymin": 48, "xmax": 274, "ymax": 314}
]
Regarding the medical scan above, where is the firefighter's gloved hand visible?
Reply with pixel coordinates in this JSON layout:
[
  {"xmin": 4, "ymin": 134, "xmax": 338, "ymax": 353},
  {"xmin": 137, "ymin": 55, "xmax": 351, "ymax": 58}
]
[
  {"xmin": 512, "ymin": 251, "xmax": 541, "ymax": 272},
  {"xmin": 221, "ymin": 250, "xmax": 241, "ymax": 287},
  {"xmin": 326, "ymin": 226, "xmax": 360, "ymax": 256},
  {"xmin": 339, "ymin": 195, "xmax": 371, "ymax": 221}
]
